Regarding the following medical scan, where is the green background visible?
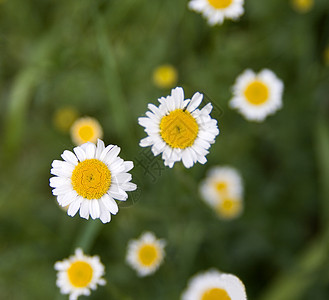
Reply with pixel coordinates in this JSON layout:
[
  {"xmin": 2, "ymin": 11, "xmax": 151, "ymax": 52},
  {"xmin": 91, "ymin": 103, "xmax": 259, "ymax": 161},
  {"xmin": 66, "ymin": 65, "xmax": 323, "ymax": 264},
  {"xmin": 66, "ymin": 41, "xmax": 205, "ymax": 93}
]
[{"xmin": 1, "ymin": 0, "xmax": 329, "ymax": 299}]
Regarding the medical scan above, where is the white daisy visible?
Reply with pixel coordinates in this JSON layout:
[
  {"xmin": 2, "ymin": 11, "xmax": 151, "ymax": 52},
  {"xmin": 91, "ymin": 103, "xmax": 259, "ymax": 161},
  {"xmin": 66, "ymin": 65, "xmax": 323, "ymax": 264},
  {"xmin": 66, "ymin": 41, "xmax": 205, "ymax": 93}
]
[
  {"xmin": 188, "ymin": 0, "xmax": 244, "ymax": 26},
  {"xmin": 138, "ymin": 87, "xmax": 219, "ymax": 168},
  {"xmin": 54, "ymin": 248, "xmax": 106, "ymax": 300},
  {"xmin": 181, "ymin": 269, "xmax": 247, "ymax": 300},
  {"xmin": 200, "ymin": 166, "xmax": 243, "ymax": 220},
  {"xmin": 229, "ymin": 69, "xmax": 284, "ymax": 122},
  {"xmin": 49, "ymin": 139, "xmax": 137, "ymax": 223},
  {"xmin": 70, "ymin": 116, "xmax": 103, "ymax": 145},
  {"xmin": 126, "ymin": 232, "xmax": 166, "ymax": 277}
]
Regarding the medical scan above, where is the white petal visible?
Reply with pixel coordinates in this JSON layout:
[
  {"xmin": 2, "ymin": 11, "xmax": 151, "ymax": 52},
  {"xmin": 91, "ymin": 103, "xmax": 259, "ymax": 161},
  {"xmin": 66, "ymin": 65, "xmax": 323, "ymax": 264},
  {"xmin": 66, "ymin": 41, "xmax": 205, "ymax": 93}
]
[
  {"xmin": 123, "ymin": 161, "xmax": 134, "ymax": 172},
  {"xmin": 121, "ymin": 182, "xmax": 137, "ymax": 191},
  {"xmin": 67, "ymin": 197, "xmax": 83, "ymax": 216},
  {"xmin": 187, "ymin": 92, "xmax": 203, "ymax": 112},
  {"xmin": 99, "ymin": 201, "xmax": 111, "ymax": 223},
  {"xmin": 79, "ymin": 200, "xmax": 90, "ymax": 219},
  {"xmin": 101, "ymin": 194, "xmax": 119, "ymax": 215},
  {"xmin": 73, "ymin": 146, "xmax": 86, "ymax": 162},
  {"xmin": 89, "ymin": 199, "xmax": 100, "ymax": 219},
  {"xmin": 61, "ymin": 150, "xmax": 78, "ymax": 165},
  {"xmin": 85, "ymin": 143, "xmax": 96, "ymax": 159},
  {"xmin": 95, "ymin": 139, "xmax": 105, "ymax": 159},
  {"xmin": 115, "ymin": 173, "xmax": 132, "ymax": 184}
]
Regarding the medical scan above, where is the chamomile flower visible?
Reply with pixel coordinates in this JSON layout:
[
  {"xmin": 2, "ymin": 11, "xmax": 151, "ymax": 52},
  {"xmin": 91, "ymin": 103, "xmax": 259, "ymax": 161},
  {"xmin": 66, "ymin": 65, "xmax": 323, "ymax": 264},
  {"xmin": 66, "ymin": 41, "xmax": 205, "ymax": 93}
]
[
  {"xmin": 291, "ymin": 0, "xmax": 314, "ymax": 13},
  {"xmin": 188, "ymin": 0, "xmax": 244, "ymax": 26},
  {"xmin": 54, "ymin": 248, "xmax": 106, "ymax": 300},
  {"xmin": 126, "ymin": 232, "xmax": 166, "ymax": 277},
  {"xmin": 50, "ymin": 139, "xmax": 137, "ymax": 223},
  {"xmin": 181, "ymin": 269, "xmax": 247, "ymax": 300},
  {"xmin": 200, "ymin": 166, "xmax": 243, "ymax": 219},
  {"xmin": 229, "ymin": 69, "xmax": 284, "ymax": 122},
  {"xmin": 138, "ymin": 87, "xmax": 219, "ymax": 168},
  {"xmin": 153, "ymin": 64, "xmax": 178, "ymax": 89},
  {"xmin": 71, "ymin": 117, "xmax": 103, "ymax": 145},
  {"xmin": 53, "ymin": 106, "xmax": 79, "ymax": 133}
]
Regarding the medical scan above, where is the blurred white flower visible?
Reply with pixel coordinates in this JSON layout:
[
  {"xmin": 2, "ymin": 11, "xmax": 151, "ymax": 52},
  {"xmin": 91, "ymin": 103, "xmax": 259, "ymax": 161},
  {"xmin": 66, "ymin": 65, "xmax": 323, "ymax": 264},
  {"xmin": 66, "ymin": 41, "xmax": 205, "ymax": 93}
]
[
  {"xmin": 50, "ymin": 139, "xmax": 137, "ymax": 223},
  {"xmin": 200, "ymin": 166, "xmax": 244, "ymax": 220},
  {"xmin": 188, "ymin": 0, "xmax": 244, "ymax": 26},
  {"xmin": 181, "ymin": 269, "xmax": 247, "ymax": 300},
  {"xmin": 138, "ymin": 87, "xmax": 219, "ymax": 168},
  {"xmin": 54, "ymin": 248, "xmax": 106, "ymax": 300},
  {"xmin": 230, "ymin": 69, "xmax": 284, "ymax": 122},
  {"xmin": 126, "ymin": 232, "xmax": 166, "ymax": 277},
  {"xmin": 70, "ymin": 117, "xmax": 103, "ymax": 145}
]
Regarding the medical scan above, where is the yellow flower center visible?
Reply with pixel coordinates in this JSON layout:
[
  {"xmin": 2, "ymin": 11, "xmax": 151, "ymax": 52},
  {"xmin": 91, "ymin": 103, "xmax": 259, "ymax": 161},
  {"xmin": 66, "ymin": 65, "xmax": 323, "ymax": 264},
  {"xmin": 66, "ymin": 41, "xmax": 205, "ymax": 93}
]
[
  {"xmin": 216, "ymin": 198, "xmax": 242, "ymax": 219},
  {"xmin": 291, "ymin": 0, "xmax": 314, "ymax": 13},
  {"xmin": 153, "ymin": 65, "xmax": 178, "ymax": 89},
  {"xmin": 244, "ymin": 80, "xmax": 269, "ymax": 105},
  {"xmin": 215, "ymin": 181, "xmax": 228, "ymax": 195},
  {"xmin": 78, "ymin": 125, "xmax": 94, "ymax": 142},
  {"xmin": 67, "ymin": 261, "xmax": 93, "ymax": 288},
  {"xmin": 202, "ymin": 288, "xmax": 231, "ymax": 300},
  {"xmin": 138, "ymin": 244, "xmax": 159, "ymax": 267},
  {"xmin": 160, "ymin": 109, "xmax": 199, "ymax": 149},
  {"xmin": 208, "ymin": 0, "xmax": 232, "ymax": 9},
  {"xmin": 71, "ymin": 159, "xmax": 111, "ymax": 200}
]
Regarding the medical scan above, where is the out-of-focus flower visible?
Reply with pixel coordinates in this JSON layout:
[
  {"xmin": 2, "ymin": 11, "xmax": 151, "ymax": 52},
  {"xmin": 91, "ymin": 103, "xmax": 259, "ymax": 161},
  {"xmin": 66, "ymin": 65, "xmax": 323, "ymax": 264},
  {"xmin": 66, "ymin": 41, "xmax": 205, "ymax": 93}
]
[
  {"xmin": 53, "ymin": 106, "xmax": 79, "ymax": 133},
  {"xmin": 138, "ymin": 87, "xmax": 219, "ymax": 168},
  {"xmin": 181, "ymin": 269, "xmax": 247, "ymax": 300},
  {"xmin": 153, "ymin": 64, "xmax": 178, "ymax": 89},
  {"xmin": 54, "ymin": 248, "xmax": 106, "ymax": 300},
  {"xmin": 188, "ymin": 0, "xmax": 244, "ymax": 26},
  {"xmin": 126, "ymin": 232, "xmax": 166, "ymax": 277},
  {"xmin": 70, "ymin": 117, "xmax": 103, "ymax": 146},
  {"xmin": 229, "ymin": 69, "xmax": 284, "ymax": 122},
  {"xmin": 200, "ymin": 166, "xmax": 243, "ymax": 220},
  {"xmin": 291, "ymin": 0, "xmax": 314, "ymax": 13},
  {"xmin": 49, "ymin": 139, "xmax": 137, "ymax": 223}
]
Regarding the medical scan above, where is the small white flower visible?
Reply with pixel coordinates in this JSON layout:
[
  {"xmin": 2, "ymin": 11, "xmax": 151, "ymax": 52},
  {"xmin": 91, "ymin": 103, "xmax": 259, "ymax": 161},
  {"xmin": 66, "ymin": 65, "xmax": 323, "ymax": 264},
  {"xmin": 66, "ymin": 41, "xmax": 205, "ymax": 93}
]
[
  {"xmin": 138, "ymin": 87, "xmax": 219, "ymax": 168},
  {"xmin": 49, "ymin": 139, "xmax": 137, "ymax": 223},
  {"xmin": 126, "ymin": 232, "xmax": 166, "ymax": 277},
  {"xmin": 229, "ymin": 69, "xmax": 284, "ymax": 122},
  {"xmin": 70, "ymin": 117, "xmax": 103, "ymax": 145},
  {"xmin": 200, "ymin": 166, "xmax": 244, "ymax": 220},
  {"xmin": 188, "ymin": 0, "xmax": 244, "ymax": 26},
  {"xmin": 54, "ymin": 248, "xmax": 106, "ymax": 300},
  {"xmin": 181, "ymin": 269, "xmax": 247, "ymax": 300}
]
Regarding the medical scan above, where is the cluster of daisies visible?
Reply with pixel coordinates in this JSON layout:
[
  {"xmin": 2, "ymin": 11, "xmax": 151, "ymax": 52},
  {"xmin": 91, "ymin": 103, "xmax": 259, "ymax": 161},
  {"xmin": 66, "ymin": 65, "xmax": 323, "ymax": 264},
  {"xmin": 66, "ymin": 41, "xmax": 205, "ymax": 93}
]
[{"xmin": 49, "ymin": 1, "xmax": 291, "ymax": 299}]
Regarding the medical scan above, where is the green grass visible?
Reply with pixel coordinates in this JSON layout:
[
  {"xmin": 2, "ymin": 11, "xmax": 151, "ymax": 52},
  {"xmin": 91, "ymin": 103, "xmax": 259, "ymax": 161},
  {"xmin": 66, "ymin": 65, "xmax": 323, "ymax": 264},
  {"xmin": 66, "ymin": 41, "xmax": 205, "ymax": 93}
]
[{"xmin": 1, "ymin": 0, "xmax": 329, "ymax": 299}]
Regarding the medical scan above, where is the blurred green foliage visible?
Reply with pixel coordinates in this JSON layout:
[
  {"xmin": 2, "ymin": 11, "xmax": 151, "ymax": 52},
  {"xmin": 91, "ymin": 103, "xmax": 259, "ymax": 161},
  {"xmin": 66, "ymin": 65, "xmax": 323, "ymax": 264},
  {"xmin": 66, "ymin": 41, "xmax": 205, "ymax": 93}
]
[{"xmin": 1, "ymin": 0, "xmax": 329, "ymax": 299}]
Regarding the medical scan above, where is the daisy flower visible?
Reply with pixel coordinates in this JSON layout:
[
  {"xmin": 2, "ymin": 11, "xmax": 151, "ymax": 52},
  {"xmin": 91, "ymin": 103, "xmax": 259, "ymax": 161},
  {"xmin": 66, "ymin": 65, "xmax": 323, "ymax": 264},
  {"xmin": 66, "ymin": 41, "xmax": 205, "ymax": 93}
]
[
  {"xmin": 126, "ymin": 232, "xmax": 166, "ymax": 277},
  {"xmin": 53, "ymin": 106, "xmax": 79, "ymax": 133},
  {"xmin": 54, "ymin": 248, "xmax": 106, "ymax": 300},
  {"xmin": 291, "ymin": 0, "xmax": 314, "ymax": 13},
  {"xmin": 138, "ymin": 87, "xmax": 219, "ymax": 168},
  {"xmin": 188, "ymin": 0, "xmax": 244, "ymax": 26},
  {"xmin": 200, "ymin": 166, "xmax": 243, "ymax": 220},
  {"xmin": 49, "ymin": 139, "xmax": 137, "ymax": 223},
  {"xmin": 70, "ymin": 117, "xmax": 103, "ymax": 145},
  {"xmin": 153, "ymin": 64, "xmax": 178, "ymax": 89},
  {"xmin": 181, "ymin": 269, "xmax": 247, "ymax": 300},
  {"xmin": 229, "ymin": 69, "xmax": 284, "ymax": 122}
]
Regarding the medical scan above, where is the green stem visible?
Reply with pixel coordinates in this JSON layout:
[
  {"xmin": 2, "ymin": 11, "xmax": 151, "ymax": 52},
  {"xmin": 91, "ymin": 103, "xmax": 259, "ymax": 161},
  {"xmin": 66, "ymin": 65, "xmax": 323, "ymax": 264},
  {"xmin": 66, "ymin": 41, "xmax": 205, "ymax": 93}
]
[{"xmin": 74, "ymin": 221, "xmax": 103, "ymax": 253}]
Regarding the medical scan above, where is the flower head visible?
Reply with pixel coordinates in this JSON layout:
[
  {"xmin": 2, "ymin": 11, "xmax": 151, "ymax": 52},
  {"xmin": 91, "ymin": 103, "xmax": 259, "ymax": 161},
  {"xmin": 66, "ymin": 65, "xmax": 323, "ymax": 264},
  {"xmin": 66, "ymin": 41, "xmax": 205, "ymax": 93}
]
[
  {"xmin": 50, "ymin": 139, "xmax": 137, "ymax": 223},
  {"xmin": 200, "ymin": 166, "xmax": 243, "ymax": 220},
  {"xmin": 181, "ymin": 269, "xmax": 247, "ymax": 300},
  {"xmin": 71, "ymin": 117, "xmax": 103, "ymax": 145},
  {"xmin": 126, "ymin": 232, "xmax": 166, "ymax": 277},
  {"xmin": 229, "ymin": 69, "xmax": 284, "ymax": 122},
  {"xmin": 291, "ymin": 0, "xmax": 314, "ymax": 13},
  {"xmin": 138, "ymin": 87, "xmax": 219, "ymax": 168},
  {"xmin": 54, "ymin": 248, "xmax": 106, "ymax": 300},
  {"xmin": 53, "ymin": 106, "xmax": 79, "ymax": 133},
  {"xmin": 188, "ymin": 0, "xmax": 244, "ymax": 26},
  {"xmin": 153, "ymin": 64, "xmax": 178, "ymax": 89}
]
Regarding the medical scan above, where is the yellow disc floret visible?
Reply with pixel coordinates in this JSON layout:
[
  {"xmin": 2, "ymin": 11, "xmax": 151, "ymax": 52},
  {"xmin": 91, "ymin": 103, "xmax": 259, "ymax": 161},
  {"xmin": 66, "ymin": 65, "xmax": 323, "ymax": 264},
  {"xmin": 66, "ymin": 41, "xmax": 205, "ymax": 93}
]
[
  {"xmin": 153, "ymin": 65, "xmax": 178, "ymax": 89},
  {"xmin": 208, "ymin": 0, "xmax": 233, "ymax": 9},
  {"xmin": 71, "ymin": 117, "xmax": 103, "ymax": 145},
  {"xmin": 244, "ymin": 80, "xmax": 269, "ymax": 105},
  {"xmin": 138, "ymin": 244, "xmax": 159, "ymax": 267},
  {"xmin": 215, "ymin": 181, "xmax": 228, "ymax": 195},
  {"xmin": 160, "ymin": 109, "xmax": 199, "ymax": 149},
  {"xmin": 202, "ymin": 287, "xmax": 231, "ymax": 300},
  {"xmin": 67, "ymin": 261, "xmax": 93, "ymax": 288},
  {"xmin": 71, "ymin": 159, "xmax": 111, "ymax": 200},
  {"xmin": 216, "ymin": 198, "xmax": 242, "ymax": 219}
]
